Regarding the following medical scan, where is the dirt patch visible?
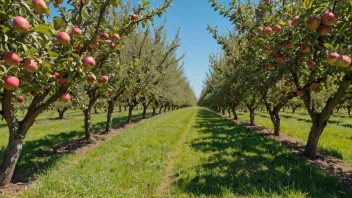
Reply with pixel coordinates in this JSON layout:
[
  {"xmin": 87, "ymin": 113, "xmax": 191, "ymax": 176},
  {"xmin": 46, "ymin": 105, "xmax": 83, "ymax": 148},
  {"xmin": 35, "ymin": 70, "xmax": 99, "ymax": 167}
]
[
  {"xmin": 220, "ymin": 114, "xmax": 352, "ymax": 190},
  {"xmin": 0, "ymin": 115, "xmax": 158, "ymax": 197}
]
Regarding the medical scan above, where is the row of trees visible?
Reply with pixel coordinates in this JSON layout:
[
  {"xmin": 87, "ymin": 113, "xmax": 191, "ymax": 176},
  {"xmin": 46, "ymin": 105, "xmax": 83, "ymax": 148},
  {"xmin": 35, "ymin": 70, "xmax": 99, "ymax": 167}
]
[
  {"xmin": 199, "ymin": 0, "xmax": 352, "ymax": 158},
  {"xmin": 0, "ymin": 0, "xmax": 196, "ymax": 186}
]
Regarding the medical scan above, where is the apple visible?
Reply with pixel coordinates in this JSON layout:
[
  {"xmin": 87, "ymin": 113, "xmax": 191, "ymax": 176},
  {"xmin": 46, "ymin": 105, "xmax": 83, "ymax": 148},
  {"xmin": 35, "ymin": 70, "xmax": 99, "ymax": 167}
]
[
  {"xmin": 291, "ymin": 16, "xmax": 300, "ymax": 26},
  {"xmin": 4, "ymin": 76, "xmax": 20, "ymax": 90},
  {"xmin": 273, "ymin": 25, "xmax": 282, "ymax": 33},
  {"xmin": 59, "ymin": 93, "xmax": 71, "ymax": 103},
  {"xmin": 91, "ymin": 41, "xmax": 100, "ymax": 48},
  {"xmin": 112, "ymin": 34, "xmax": 120, "ymax": 42},
  {"xmin": 322, "ymin": 12, "xmax": 336, "ymax": 26},
  {"xmin": 130, "ymin": 14, "xmax": 138, "ymax": 21},
  {"xmin": 265, "ymin": 78, "xmax": 270, "ymax": 84},
  {"xmin": 307, "ymin": 60, "xmax": 315, "ymax": 69},
  {"xmin": 58, "ymin": 78, "xmax": 68, "ymax": 85},
  {"xmin": 326, "ymin": 52, "xmax": 340, "ymax": 66},
  {"xmin": 100, "ymin": 33, "xmax": 109, "ymax": 40},
  {"xmin": 288, "ymin": 20, "xmax": 292, "ymax": 26},
  {"xmin": 297, "ymin": 90, "xmax": 304, "ymax": 97},
  {"xmin": 12, "ymin": 16, "xmax": 30, "ymax": 33},
  {"xmin": 32, "ymin": 0, "xmax": 48, "ymax": 14},
  {"xmin": 318, "ymin": 25, "xmax": 330, "ymax": 35},
  {"xmin": 264, "ymin": 27, "xmax": 272, "ymax": 36},
  {"xmin": 108, "ymin": 89, "xmax": 113, "ymax": 93},
  {"xmin": 114, "ymin": 72, "xmax": 119, "ymax": 77},
  {"xmin": 268, "ymin": 62, "xmax": 274, "ymax": 69},
  {"xmin": 51, "ymin": 72, "xmax": 60, "ymax": 79},
  {"xmin": 22, "ymin": 59, "xmax": 38, "ymax": 72},
  {"xmin": 300, "ymin": 45, "xmax": 310, "ymax": 53},
  {"xmin": 17, "ymin": 96, "xmax": 24, "ymax": 103},
  {"xmin": 310, "ymin": 83, "xmax": 319, "ymax": 90},
  {"xmin": 336, "ymin": 55, "xmax": 351, "ymax": 68},
  {"xmin": 72, "ymin": 27, "xmax": 82, "ymax": 37},
  {"xmin": 56, "ymin": 32, "xmax": 70, "ymax": 46},
  {"xmin": 277, "ymin": 54, "xmax": 285, "ymax": 62},
  {"xmin": 4, "ymin": 52, "xmax": 21, "ymax": 65},
  {"xmin": 109, "ymin": 43, "xmax": 116, "ymax": 50},
  {"xmin": 98, "ymin": 76, "xmax": 109, "ymax": 84},
  {"xmin": 82, "ymin": 56, "xmax": 96, "ymax": 69},
  {"xmin": 284, "ymin": 41, "xmax": 292, "ymax": 49},
  {"xmin": 307, "ymin": 16, "xmax": 321, "ymax": 31},
  {"xmin": 87, "ymin": 74, "xmax": 94, "ymax": 84},
  {"xmin": 54, "ymin": 0, "xmax": 63, "ymax": 4},
  {"xmin": 256, "ymin": 26, "xmax": 263, "ymax": 34}
]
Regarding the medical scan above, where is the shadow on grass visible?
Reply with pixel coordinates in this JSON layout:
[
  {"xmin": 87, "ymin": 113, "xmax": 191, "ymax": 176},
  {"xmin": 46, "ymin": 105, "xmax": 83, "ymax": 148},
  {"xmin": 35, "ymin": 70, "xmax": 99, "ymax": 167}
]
[
  {"xmin": 321, "ymin": 148, "xmax": 344, "ymax": 160},
  {"xmin": 173, "ymin": 109, "xmax": 348, "ymax": 197},
  {"xmin": 0, "ymin": 111, "xmax": 147, "ymax": 183}
]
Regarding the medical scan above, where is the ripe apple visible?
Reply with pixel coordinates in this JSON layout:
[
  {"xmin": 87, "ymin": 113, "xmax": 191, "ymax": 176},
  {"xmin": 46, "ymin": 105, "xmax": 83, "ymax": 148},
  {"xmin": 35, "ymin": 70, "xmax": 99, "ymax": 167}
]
[
  {"xmin": 17, "ymin": 96, "xmax": 24, "ymax": 103},
  {"xmin": 273, "ymin": 25, "xmax": 282, "ymax": 33},
  {"xmin": 100, "ymin": 33, "xmax": 109, "ymax": 40},
  {"xmin": 12, "ymin": 16, "xmax": 30, "ymax": 33},
  {"xmin": 82, "ymin": 56, "xmax": 96, "ymax": 69},
  {"xmin": 130, "ymin": 14, "xmax": 138, "ymax": 21},
  {"xmin": 112, "ymin": 34, "xmax": 120, "ymax": 42},
  {"xmin": 268, "ymin": 62, "xmax": 274, "ymax": 69},
  {"xmin": 297, "ymin": 90, "xmax": 304, "ymax": 97},
  {"xmin": 284, "ymin": 41, "xmax": 292, "ymax": 49},
  {"xmin": 307, "ymin": 16, "xmax": 321, "ymax": 31},
  {"xmin": 87, "ymin": 74, "xmax": 95, "ymax": 84},
  {"xmin": 4, "ymin": 76, "xmax": 20, "ymax": 90},
  {"xmin": 58, "ymin": 78, "xmax": 68, "ymax": 85},
  {"xmin": 336, "ymin": 55, "xmax": 352, "ymax": 68},
  {"xmin": 56, "ymin": 32, "xmax": 70, "ymax": 46},
  {"xmin": 318, "ymin": 25, "xmax": 330, "ymax": 35},
  {"xmin": 265, "ymin": 78, "xmax": 270, "ymax": 84},
  {"xmin": 307, "ymin": 60, "xmax": 315, "ymax": 69},
  {"xmin": 4, "ymin": 52, "xmax": 21, "ymax": 65},
  {"xmin": 98, "ymin": 76, "xmax": 109, "ymax": 84},
  {"xmin": 310, "ymin": 83, "xmax": 319, "ymax": 90},
  {"xmin": 51, "ymin": 72, "xmax": 60, "ymax": 79},
  {"xmin": 291, "ymin": 16, "xmax": 300, "ymax": 26},
  {"xmin": 59, "ymin": 93, "xmax": 71, "ymax": 103},
  {"xmin": 32, "ymin": 0, "xmax": 48, "ymax": 14},
  {"xmin": 72, "ymin": 27, "xmax": 82, "ymax": 37},
  {"xmin": 326, "ymin": 52, "xmax": 340, "ymax": 66},
  {"xmin": 22, "ymin": 59, "xmax": 38, "ymax": 72},
  {"xmin": 91, "ymin": 41, "xmax": 100, "ymax": 48},
  {"xmin": 256, "ymin": 26, "xmax": 263, "ymax": 34},
  {"xmin": 264, "ymin": 27, "xmax": 272, "ymax": 36},
  {"xmin": 108, "ymin": 89, "xmax": 113, "ymax": 93},
  {"xmin": 109, "ymin": 43, "xmax": 116, "ymax": 50},
  {"xmin": 322, "ymin": 12, "xmax": 336, "ymax": 26},
  {"xmin": 300, "ymin": 45, "xmax": 310, "ymax": 53},
  {"xmin": 277, "ymin": 54, "xmax": 285, "ymax": 62}
]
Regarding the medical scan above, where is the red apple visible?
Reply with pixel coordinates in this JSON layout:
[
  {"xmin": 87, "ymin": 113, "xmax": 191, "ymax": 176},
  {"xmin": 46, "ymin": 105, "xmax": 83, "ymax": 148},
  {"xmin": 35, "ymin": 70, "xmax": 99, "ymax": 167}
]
[
  {"xmin": 82, "ymin": 56, "xmax": 96, "ymax": 69},
  {"xmin": 130, "ymin": 14, "xmax": 138, "ymax": 21},
  {"xmin": 109, "ymin": 43, "xmax": 116, "ymax": 50},
  {"xmin": 307, "ymin": 60, "xmax": 315, "ymax": 69},
  {"xmin": 336, "ymin": 55, "xmax": 352, "ymax": 68},
  {"xmin": 264, "ymin": 27, "xmax": 272, "ymax": 36},
  {"xmin": 322, "ymin": 12, "xmax": 336, "ymax": 26},
  {"xmin": 22, "ymin": 59, "xmax": 38, "ymax": 72},
  {"xmin": 265, "ymin": 78, "xmax": 270, "ymax": 84},
  {"xmin": 4, "ymin": 52, "xmax": 21, "ymax": 65},
  {"xmin": 17, "ymin": 96, "xmax": 24, "ymax": 103},
  {"xmin": 72, "ymin": 27, "xmax": 82, "ymax": 37},
  {"xmin": 56, "ymin": 32, "xmax": 70, "ymax": 46},
  {"xmin": 284, "ymin": 41, "xmax": 292, "ymax": 49},
  {"xmin": 12, "ymin": 16, "xmax": 30, "ymax": 33},
  {"xmin": 51, "ymin": 72, "xmax": 60, "ymax": 79},
  {"xmin": 307, "ymin": 16, "xmax": 321, "ymax": 31},
  {"xmin": 310, "ymin": 83, "xmax": 319, "ymax": 90},
  {"xmin": 100, "ymin": 33, "xmax": 109, "ymax": 40},
  {"xmin": 300, "ymin": 45, "xmax": 310, "ymax": 53},
  {"xmin": 273, "ymin": 25, "xmax": 282, "ymax": 33},
  {"xmin": 114, "ymin": 72, "xmax": 119, "ymax": 77},
  {"xmin": 291, "ymin": 16, "xmax": 300, "ymax": 26},
  {"xmin": 32, "ymin": 0, "xmax": 48, "ymax": 14},
  {"xmin": 277, "ymin": 54, "xmax": 285, "ymax": 62},
  {"xmin": 256, "ymin": 26, "xmax": 263, "ymax": 34},
  {"xmin": 58, "ymin": 78, "xmax": 68, "ymax": 85},
  {"xmin": 297, "ymin": 90, "xmax": 304, "ymax": 97},
  {"xmin": 318, "ymin": 25, "xmax": 330, "ymax": 35},
  {"xmin": 91, "ymin": 41, "xmax": 100, "ymax": 48},
  {"xmin": 59, "ymin": 93, "xmax": 71, "ymax": 103},
  {"xmin": 4, "ymin": 76, "xmax": 20, "ymax": 90},
  {"xmin": 98, "ymin": 76, "xmax": 109, "ymax": 84},
  {"xmin": 268, "ymin": 62, "xmax": 274, "ymax": 69},
  {"xmin": 326, "ymin": 52, "xmax": 340, "ymax": 66},
  {"xmin": 87, "ymin": 74, "xmax": 95, "ymax": 84},
  {"xmin": 108, "ymin": 89, "xmax": 113, "ymax": 93},
  {"xmin": 112, "ymin": 34, "xmax": 120, "ymax": 42}
]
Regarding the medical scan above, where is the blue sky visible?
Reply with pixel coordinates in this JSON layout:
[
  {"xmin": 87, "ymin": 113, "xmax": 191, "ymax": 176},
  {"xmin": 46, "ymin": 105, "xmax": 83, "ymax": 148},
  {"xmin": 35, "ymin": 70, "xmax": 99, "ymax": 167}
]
[{"xmin": 50, "ymin": 0, "xmax": 234, "ymax": 98}]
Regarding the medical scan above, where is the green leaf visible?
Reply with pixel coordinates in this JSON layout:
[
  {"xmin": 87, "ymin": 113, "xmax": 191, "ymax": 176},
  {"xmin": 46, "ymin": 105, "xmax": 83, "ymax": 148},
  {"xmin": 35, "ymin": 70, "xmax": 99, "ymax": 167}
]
[
  {"xmin": 323, "ymin": 43, "xmax": 334, "ymax": 51},
  {"xmin": 303, "ymin": 0, "xmax": 313, "ymax": 9},
  {"xmin": 48, "ymin": 51, "xmax": 59, "ymax": 58},
  {"xmin": 68, "ymin": 71, "xmax": 76, "ymax": 81},
  {"xmin": 28, "ymin": 48, "xmax": 38, "ymax": 56},
  {"xmin": 53, "ymin": 17, "xmax": 65, "ymax": 30},
  {"xmin": 32, "ymin": 25, "xmax": 52, "ymax": 35}
]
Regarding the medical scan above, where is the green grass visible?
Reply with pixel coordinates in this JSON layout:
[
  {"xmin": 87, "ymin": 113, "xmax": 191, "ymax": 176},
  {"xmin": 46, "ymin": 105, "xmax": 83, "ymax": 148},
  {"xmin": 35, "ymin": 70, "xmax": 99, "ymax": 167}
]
[
  {"xmin": 0, "ymin": 108, "xmax": 145, "ymax": 181},
  {"xmin": 235, "ymin": 109, "xmax": 352, "ymax": 163},
  {"xmin": 19, "ymin": 108, "xmax": 350, "ymax": 197}
]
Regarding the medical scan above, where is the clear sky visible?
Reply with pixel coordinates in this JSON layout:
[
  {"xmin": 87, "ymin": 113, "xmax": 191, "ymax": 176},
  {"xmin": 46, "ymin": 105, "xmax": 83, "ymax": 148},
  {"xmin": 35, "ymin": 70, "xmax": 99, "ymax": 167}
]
[{"xmin": 50, "ymin": 0, "xmax": 234, "ymax": 98}]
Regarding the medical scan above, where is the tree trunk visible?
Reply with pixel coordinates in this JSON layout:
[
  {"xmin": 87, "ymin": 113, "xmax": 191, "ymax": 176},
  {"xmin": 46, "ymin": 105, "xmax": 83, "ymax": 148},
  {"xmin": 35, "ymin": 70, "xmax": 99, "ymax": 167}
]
[
  {"xmin": 231, "ymin": 106, "xmax": 238, "ymax": 120},
  {"xmin": 163, "ymin": 105, "xmax": 167, "ymax": 113},
  {"xmin": 119, "ymin": 106, "xmax": 121, "ymax": 112},
  {"xmin": 249, "ymin": 108, "xmax": 255, "ymax": 126},
  {"xmin": 152, "ymin": 107, "xmax": 156, "ymax": 116},
  {"xmin": 221, "ymin": 107, "xmax": 225, "ymax": 115},
  {"xmin": 348, "ymin": 107, "xmax": 351, "ymax": 117},
  {"xmin": 94, "ymin": 107, "xmax": 98, "ymax": 114},
  {"xmin": 83, "ymin": 109, "xmax": 94, "ymax": 141},
  {"xmin": 227, "ymin": 108, "xmax": 231, "ymax": 118},
  {"xmin": 303, "ymin": 120, "xmax": 327, "ymax": 157},
  {"xmin": 159, "ymin": 106, "xmax": 163, "ymax": 114},
  {"xmin": 58, "ymin": 110, "xmax": 65, "ymax": 119},
  {"xmin": 142, "ymin": 104, "xmax": 147, "ymax": 119},
  {"xmin": 104, "ymin": 101, "xmax": 114, "ymax": 133},
  {"xmin": 124, "ymin": 106, "xmax": 127, "ymax": 111},
  {"xmin": 127, "ymin": 106, "xmax": 134, "ymax": 123}
]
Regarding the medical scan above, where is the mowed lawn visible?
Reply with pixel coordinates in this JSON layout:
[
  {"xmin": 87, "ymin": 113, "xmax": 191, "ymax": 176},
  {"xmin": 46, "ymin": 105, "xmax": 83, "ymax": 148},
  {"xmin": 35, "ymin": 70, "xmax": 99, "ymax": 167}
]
[
  {"xmin": 0, "ymin": 108, "xmax": 145, "ymax": 180},
  {"xmin": 19, "ymin": 108, "xmax": 350, "ymax": 197},
  {"xmin": 235, "ymin": 109, "xmax": 352, "ymax": 163}
]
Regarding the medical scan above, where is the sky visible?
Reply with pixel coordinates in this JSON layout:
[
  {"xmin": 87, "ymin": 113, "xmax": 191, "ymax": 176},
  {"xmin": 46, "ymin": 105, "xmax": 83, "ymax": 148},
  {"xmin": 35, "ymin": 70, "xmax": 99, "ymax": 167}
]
[{"xmin": 50, "ymin": 0, "xmax": 234, "ymax": 98}]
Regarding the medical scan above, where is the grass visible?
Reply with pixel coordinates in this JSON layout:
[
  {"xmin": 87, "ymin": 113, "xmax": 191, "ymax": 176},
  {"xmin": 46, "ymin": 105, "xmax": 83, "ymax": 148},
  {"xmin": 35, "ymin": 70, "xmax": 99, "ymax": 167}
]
[
  {"xmin": 234, "ymin": 109, "xmax": 352, "ymax": 163},
  {"xmin": 18, "ymin": 108, "xmax": 350, "ymax": 197},
  {"xmin": 0, "ymin": 108, "xmax": 145, "ymax": 181}
]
